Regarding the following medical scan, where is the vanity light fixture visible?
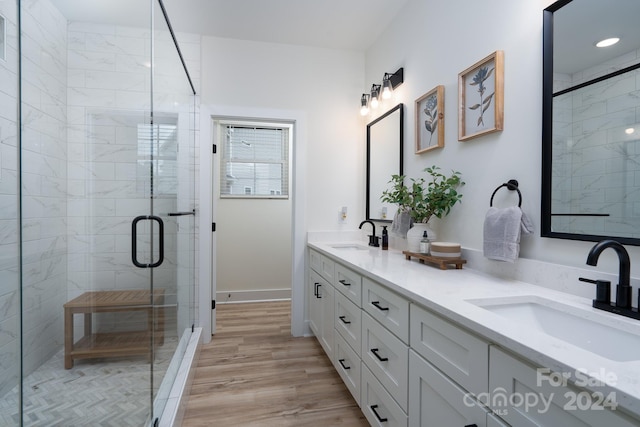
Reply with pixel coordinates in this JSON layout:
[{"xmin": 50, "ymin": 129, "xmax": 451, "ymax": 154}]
[
  {"xmin": 359, "ymin": 68, "xmax": 405, "ymax": 114},
  {"xmin": 370, "ymin": 84, "xmax": 381, "ymax": 109},
  {"xmin": 595, "ymin": 37, "xmax": 620, "ymax": 48},
  {"xmin": 382, "ymin": 67, "xmax": 404, "ymax": 99},
  {"xmin": 360, "ymin": 93, "xmax": 370, "ymax": 116}
]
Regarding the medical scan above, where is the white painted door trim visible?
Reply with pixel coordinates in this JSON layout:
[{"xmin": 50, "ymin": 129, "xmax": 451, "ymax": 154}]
[{"xmin": 198, "ymin": 104, "xmax": 307, "ymax": 338}]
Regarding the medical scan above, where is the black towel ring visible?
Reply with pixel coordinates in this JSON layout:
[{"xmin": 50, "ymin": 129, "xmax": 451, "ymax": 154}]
[{"xmin": 490, "ymin": 179, "xmax": 522, "ymax": 207}]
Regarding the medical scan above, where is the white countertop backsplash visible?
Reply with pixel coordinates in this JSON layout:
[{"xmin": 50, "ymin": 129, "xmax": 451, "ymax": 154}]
[{"xmin": 307, "ymin": 231, "xmax": 640, "ymax": 419}]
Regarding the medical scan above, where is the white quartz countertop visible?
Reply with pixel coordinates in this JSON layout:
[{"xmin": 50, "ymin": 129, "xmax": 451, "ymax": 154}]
[{"xmin": 308, "ymin": 240, "xmax": 640, "ymax": 419}]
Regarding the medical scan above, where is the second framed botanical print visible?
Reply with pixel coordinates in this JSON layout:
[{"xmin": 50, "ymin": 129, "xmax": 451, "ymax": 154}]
[
  {"xmin": 458, "ymin": 50, "xmax": 504, "ymax": 141},
  {"xmin": 415, "ymin": 85, "xmax": 444, "ymax": 154}
]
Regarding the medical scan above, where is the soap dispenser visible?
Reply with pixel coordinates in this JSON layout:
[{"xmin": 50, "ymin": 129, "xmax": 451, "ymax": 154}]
[
  {"xmin": 419, "ymin": 230, "xmax": 430, "ymax": 254},
  {"xmin": 382, "ymin": 226, "xmax": 388, "ymax": 250}
]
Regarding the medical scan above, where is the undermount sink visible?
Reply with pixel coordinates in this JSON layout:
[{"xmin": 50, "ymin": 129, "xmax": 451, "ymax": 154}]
[
  {"xmin": 467, "ymin": 295, "xmax": 640, "ymax": 362},
  {"xmin": 329, "ymin": 243, "xmax": 370, "ymax": 250}
]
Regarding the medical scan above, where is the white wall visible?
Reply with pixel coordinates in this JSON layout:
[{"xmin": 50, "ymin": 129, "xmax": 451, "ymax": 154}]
[
  {"xmin": 363, "ymin": 0, "xmax": 640, "ymax": 281},
  {"xmin": 199, "ymin": 37, "xmax": 364, "ymax": 328}
]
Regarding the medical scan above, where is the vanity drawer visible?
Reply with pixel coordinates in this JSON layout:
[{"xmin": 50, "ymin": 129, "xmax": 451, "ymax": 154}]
[
  {"xmin": 334, "ymin": 331, "xmax": 361, "ymax": 405},
  {"xmin": 361, "ymin": 364, "xmax": 408, "ymax": 427},
  {"xmin": 334, "ymin": 290, "xmax": 362, "ymax": 355},
  {"xmin": 334, "ymin": 263, "xmax": 362, "ymax": 306},
  {"xmin": 489, "ymin": 346, "xmax": 639, "ymax": 427},
  {"xmin": 410, "ymin": 303, "xmax": 488, "ymax": 396},
  {"xmin": 362, "ymin": 312, "xmax": 408, "ymax": 411},
  {"xmin": 408, "ymin": 350, "xmax": 489, "ymax": 427},
  {"xmin": 309, "ymin": 248, "xmax": 335, "ymax": 283},
  {"xmin": 363, "ymin": 278, "xmax": 409, "ymax": 343}
]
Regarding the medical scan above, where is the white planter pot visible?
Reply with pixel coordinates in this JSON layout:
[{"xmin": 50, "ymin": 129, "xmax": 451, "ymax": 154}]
[{"xmin": 406, "ymin": 222, "xmax": 437, "ymax": 253}]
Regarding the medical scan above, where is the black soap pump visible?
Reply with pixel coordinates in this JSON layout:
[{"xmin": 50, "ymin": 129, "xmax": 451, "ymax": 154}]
[{"xmin": 382, "ymin": 226, "xmax": 389, "ymax": 250}]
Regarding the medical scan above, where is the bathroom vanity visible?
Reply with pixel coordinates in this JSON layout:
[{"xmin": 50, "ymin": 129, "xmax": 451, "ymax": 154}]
[{"xmin": 307, "ymin": 241, "xmax": 640, "ymax": 426}]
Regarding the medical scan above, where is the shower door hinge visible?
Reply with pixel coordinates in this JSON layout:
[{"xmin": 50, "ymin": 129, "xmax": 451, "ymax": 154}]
[
  {"xmin": 212, "ymin": 222, "xmax": 216, "ymax": 232},
  {"xmin": 212, "ymin": 144, "xmax": 217, "ymax": 154},
  {"xmin": 212, "ymin": 300, "xmax": 216, "ymax": 310}
]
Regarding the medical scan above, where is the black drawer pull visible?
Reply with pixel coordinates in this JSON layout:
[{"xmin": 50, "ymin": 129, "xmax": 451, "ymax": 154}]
[
  {"xmin": 371, "ymin": 301, "xmax": 389, "ymax": 311},
  {"xmin": 370, "ymin": 405, "xmax": 388, "ymax": 423},
  {"xmin": 371, "ymin": 348, "xmax": 388, "ymax": 362},
  {"xmin": 338, "ymin": 358, "xmax": 351, "ymax": 370},
  {"xmin": 315, "ymin": 283, "xmax": 322, "ymax": 298},
  {"xmin": 339, "ymin": 279, "xmax": 351, "ymax": 286},
  {"xmin": 464, "ymin": 425, "xmax": 478, "ymax": 427},
  {"xmin": 338, "ymin": 315, "xmax": 351, "ymax": 325}
]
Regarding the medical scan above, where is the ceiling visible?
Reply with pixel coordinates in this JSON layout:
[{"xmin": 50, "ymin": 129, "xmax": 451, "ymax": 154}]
[
  {"xmin": 50, "ymin": 0, "xmax": 409, "ymax": 51},
  {"xmin": 553, "ymin": 0, "xmax": 640, "ymax": 75}
]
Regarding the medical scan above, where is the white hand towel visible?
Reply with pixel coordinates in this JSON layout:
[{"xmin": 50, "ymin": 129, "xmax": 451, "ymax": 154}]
[{"xmin": 483, "ymin": 206, "xmax": 534, "ymax": 262}]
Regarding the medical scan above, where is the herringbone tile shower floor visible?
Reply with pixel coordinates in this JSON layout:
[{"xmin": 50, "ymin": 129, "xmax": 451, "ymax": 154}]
[{"xmin": 0, "ymin": 337, "xmax": 177, "ymax": 427}]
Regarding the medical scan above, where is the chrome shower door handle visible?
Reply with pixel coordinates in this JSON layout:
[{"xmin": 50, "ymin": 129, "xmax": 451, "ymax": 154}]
[{"xmin": 131, "ymin": 215, "xmax": 165, "ymax": 268}]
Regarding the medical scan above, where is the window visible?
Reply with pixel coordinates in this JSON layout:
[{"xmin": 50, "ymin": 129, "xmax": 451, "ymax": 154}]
[
  {"xmin": 219, "ymin": 121, "xmax": 291, "ymax": 198},
  {"xmin": 137, "ymin": 120, "xmax": 178, "ymax": 196}
]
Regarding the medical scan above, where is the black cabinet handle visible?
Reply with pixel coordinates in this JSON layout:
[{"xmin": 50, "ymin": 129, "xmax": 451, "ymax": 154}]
[
  {"xmin": 464, "ymin": 425, "xmax": 478, "ymax": 427},
  {"xmin": 339, "ymin": 279, "xmax": 351, "ymax": 286},
  {"xmin": 371, "ymin": 301, "xmax": 389, "ymax": 311},
  {"xmin": 314, "ymin": 283, "xmax": 321, "ymax": 298},
  {"xmin": 371, "ymin": 348, "xmax": 388, "ymax": 362},
  {"xmin": 338, "ymin": 359, "xmax": 351, "ymax": 370},
  {"xmin": 338, "ymin": 315, "xmax": 351, "ymax": 325},
  {"xmin": 370, "ymin": 405, "xmax": 388, "ymax": 423}
]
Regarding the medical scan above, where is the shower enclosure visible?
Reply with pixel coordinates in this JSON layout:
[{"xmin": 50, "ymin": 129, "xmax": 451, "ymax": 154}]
[{"xmin": 0, "ymin": 0, "xmax": 199, "ymax": 425}]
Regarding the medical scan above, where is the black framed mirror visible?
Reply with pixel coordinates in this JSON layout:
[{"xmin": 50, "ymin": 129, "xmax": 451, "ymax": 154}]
[
  {"xmin": 366, "ymin": 103, "xmax": 403, "ymax": 222},
  {"xmin": 542, "ymin": 0, "xmax": 640, "ymax": 245}
]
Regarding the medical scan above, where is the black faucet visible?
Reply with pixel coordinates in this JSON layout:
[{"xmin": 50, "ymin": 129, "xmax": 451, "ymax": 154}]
[
  {"xmin": 580, "ymin": 239, "xmax": 640, "ymax": 320},
  {"xmin": 359, "ymin": 220, "xmax": 379, "ymax": 247}
]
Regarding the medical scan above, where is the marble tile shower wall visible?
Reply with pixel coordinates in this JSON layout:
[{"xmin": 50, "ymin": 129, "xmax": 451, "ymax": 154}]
[
  {"xmin": 15, "ymin": 0, "xmax": 68, "ymax": 382},
  {"xmin": 0, "ymin": 0, "xmax": 20, "ymax": 399},
  {"xmin": 66, "ymin": 22, "xmax": 201, "ymax": 334},
  {"xmin": 552, "ymin": 49, "xmax": 640, "ymax": 238}
]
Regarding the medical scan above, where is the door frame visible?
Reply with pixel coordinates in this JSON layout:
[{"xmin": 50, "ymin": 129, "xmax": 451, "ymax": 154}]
[{"xmin": 198, "ymin": 105, "xmax": 307, "ymax": 339}]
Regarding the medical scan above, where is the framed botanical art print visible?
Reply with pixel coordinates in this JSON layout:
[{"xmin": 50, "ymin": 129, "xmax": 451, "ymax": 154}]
[
  {"xmin": 415, "ymin": 85, "xmax": 444, "ymax": 154},
  {"xmin": 458, "ymin": 50, "xmax": 504, "ymax": 141}
]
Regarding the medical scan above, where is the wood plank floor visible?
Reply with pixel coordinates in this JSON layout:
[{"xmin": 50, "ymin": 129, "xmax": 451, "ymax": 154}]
[{"xmin": 182, "ymin": 301, "xmax": 368, "ymax": 426}]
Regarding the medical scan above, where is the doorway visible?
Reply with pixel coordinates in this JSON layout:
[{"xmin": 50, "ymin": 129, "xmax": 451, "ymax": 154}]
[{"xmin": 213, "ymin": 119, "xmax": 293, "ymax": 307}]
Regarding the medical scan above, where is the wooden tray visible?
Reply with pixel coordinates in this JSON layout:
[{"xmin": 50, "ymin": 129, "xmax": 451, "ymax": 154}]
[{"xmin": 402, "ymin": 251, "xmax": 466, "ymax": 270}]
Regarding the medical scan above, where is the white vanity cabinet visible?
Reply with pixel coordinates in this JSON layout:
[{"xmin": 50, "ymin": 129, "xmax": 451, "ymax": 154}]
[
  {"xmin": 409, "ymin": 304, "xmax": 488, "ymax": 397},
  {"xmin": 408, "ymin": 303, "xmax": 492, "ymax": 426},
  {"xmin": 408, "ymin": 350, "xmax": 500, "ymax": 427},
  {"xmin": 307, "ymin": 244, "xmax": 640, "ymax": 426},
  {"xmin": 489, "ymin": 346, "xmax": 639, "ymax": 427},
  {"xmin": 308, "ymin": 249, "xmax": 335, "ymax": 359}
]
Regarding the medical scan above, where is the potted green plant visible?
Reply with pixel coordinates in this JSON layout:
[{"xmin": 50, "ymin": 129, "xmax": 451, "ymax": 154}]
[{"xmin": 381, "ymin": 166, "xmax": 464, "ymax": 251}]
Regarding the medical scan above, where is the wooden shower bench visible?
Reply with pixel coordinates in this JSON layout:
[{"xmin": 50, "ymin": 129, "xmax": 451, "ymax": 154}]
[{"xmin": 63, "ymin": 289, "xmax": 165, "ymax": 369}]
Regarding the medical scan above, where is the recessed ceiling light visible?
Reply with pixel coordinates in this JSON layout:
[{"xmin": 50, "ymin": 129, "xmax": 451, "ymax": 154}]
[
  {"xmin": 596, "ymin": 37, "xmax": 620, "ymax": 48},
  {"xmin": 625, "ymin": 127, "xmax": 635, "ymax": 135}
]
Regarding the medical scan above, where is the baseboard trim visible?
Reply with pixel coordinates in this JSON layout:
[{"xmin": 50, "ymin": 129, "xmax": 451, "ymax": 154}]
[{"xmin": 216, "ymin": 289, "xmax": 291, "ymax": 303}]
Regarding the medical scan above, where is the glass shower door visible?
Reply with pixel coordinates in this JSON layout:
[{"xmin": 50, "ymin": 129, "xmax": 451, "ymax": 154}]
[{"xmin": 0, "ymin": 0, "xmax": 20, "ymax": 425}]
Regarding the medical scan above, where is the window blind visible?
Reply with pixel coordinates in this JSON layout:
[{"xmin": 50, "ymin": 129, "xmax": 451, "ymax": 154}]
[{"xmin": 220, "ymin": 123, "xmax": 290, "ymax": 198}]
